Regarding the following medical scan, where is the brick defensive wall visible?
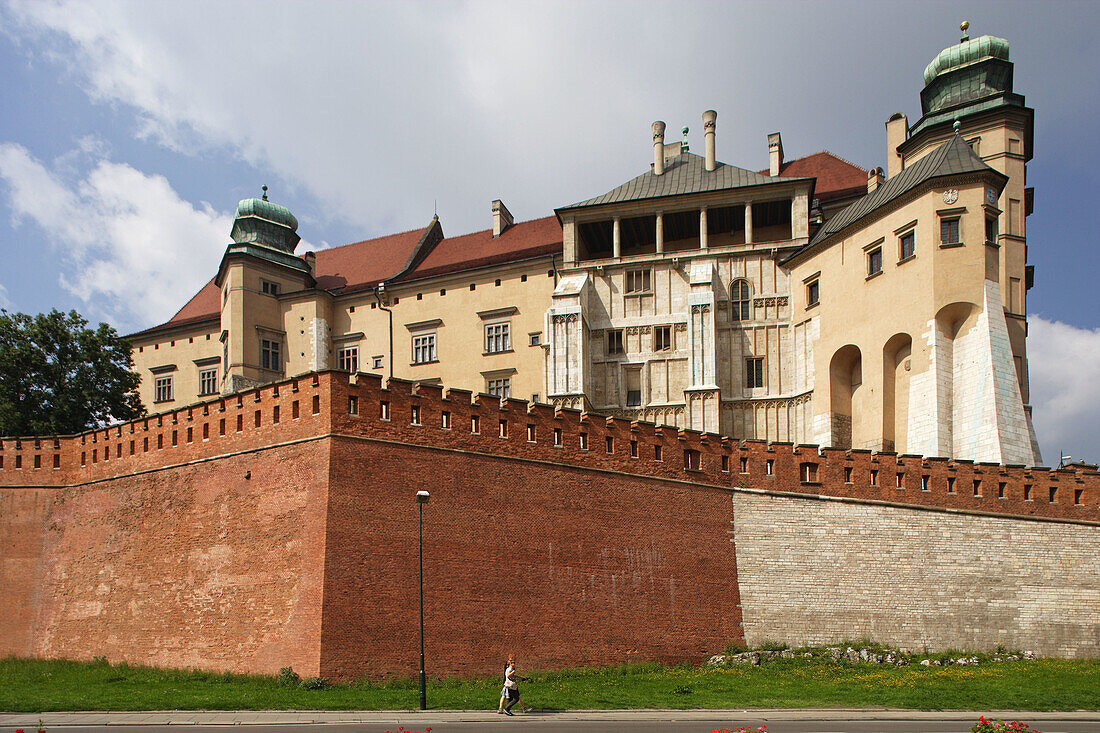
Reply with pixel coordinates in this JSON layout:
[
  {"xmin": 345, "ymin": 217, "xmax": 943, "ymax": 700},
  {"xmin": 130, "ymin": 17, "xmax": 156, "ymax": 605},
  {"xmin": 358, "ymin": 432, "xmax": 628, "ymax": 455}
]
[{"xmin": 2, "ymin": 370, "xmax": 1098, "ymax": 678}]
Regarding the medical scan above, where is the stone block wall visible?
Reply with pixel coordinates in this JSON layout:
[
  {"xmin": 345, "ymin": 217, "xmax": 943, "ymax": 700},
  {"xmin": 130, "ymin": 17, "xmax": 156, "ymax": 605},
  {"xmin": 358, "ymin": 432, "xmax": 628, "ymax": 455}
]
[{"xmin": 732, "ymin": 492, "xmax": 1100, "ymax": 657}]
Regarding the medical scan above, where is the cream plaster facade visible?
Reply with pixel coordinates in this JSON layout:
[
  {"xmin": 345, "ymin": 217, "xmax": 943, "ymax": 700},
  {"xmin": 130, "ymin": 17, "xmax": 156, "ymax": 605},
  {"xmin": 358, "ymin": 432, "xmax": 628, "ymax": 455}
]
[{"xmin": 130, "ymin": 30, "xmax": 1042, "ymax": 465}]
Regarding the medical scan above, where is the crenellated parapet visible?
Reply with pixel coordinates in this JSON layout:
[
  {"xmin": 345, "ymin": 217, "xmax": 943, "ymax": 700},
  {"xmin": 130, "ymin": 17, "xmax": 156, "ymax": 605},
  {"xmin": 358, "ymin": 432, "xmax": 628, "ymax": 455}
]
[{"xmin": 2, "ymin": 370, "xmax": 1097, "ymax": 524}]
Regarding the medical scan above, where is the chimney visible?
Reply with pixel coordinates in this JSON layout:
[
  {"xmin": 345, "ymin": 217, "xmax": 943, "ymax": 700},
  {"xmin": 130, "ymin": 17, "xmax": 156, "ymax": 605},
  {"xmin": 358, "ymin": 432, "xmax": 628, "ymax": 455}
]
[
  {"xmin": 303, "ymin": 250, "xmax": 316, "ymax": 273},
  {"xmin": 652, "ymin": 121, "xmax": 666, "ymax": 175},
  {"xmin": 867, "ymin": 167, "xmax": 885, "ymax": 194},
  {"xmin": 703, "ymin": 110, "xmax": 717, "ymax": 171},
  {"xmin": 492, "ymin": 199, "xmax": 513, "ymax": 237},
  {"xmin": 768, "ymin": 132, "xmax": 783, "ymax": 176},
  {"xmin": 886, "ymin": 113, "xmax": 907, "ymax": 178}
]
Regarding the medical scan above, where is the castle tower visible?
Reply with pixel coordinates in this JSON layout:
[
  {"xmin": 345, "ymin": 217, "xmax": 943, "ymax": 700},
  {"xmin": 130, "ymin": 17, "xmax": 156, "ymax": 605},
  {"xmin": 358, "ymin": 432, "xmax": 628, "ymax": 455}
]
[
  {"xmin": 893, "ymin": 23, "xmax": 1040, "ymax": 462},
  {"xmin": 216, "ymin": 189, "xmax": 317, "ymax": 394}
]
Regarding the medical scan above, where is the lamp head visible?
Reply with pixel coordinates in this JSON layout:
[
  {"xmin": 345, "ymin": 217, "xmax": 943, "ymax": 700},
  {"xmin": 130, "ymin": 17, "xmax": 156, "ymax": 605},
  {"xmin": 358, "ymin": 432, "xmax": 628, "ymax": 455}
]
[{"xmin": 416, "ymin": 490, "xmax": 430, "ymax": 504}]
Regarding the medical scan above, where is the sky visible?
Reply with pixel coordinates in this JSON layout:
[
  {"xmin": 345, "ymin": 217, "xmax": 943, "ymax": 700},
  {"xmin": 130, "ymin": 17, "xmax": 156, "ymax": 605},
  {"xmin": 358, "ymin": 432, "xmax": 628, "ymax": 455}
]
[{"xmin": 0, "ymin": 0, "xmax": 1097, "ymax": 465}]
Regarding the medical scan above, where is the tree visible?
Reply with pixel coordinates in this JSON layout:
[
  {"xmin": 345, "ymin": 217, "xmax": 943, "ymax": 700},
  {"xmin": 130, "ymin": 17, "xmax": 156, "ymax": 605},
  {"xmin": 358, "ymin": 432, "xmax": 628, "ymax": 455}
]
[{"xmin": 0, "ymin": 309, "xmax": 145, "ymax": 436}]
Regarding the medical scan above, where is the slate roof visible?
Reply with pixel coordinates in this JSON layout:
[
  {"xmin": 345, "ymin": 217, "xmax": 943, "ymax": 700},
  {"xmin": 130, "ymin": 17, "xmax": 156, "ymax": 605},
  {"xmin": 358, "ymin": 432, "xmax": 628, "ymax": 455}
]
[
  {"xmin": 401, "ymin": 216, "xmax": 561, "ymax": 282},
  {"xmin": 791, "ymin": 135, "xmax": 1006, "ymax": 260},
  {"xmin": 559, "ymin": 152, "xmax": 809, "ymax": 211}
]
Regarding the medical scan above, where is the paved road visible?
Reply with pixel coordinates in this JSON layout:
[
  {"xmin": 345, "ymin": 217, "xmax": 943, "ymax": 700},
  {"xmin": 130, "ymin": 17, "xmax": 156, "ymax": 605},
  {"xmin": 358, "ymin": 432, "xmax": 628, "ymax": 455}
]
[{"xmin": 4, "ymin": 710, "xmax": 1098, "ymax": 733}]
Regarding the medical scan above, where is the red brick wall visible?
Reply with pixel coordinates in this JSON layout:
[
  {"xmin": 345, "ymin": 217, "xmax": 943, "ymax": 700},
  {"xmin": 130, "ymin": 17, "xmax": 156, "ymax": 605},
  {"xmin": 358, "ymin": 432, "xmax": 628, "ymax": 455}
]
[
  {"xmin": 0, "ymin": 440, "xmax": 330, "ymax": 676},
  {"xmin": 0, "ymin": 370, "xmax": 1096, "ymax": 679},
  {"xmin": 319, "ymin": 437, "xmax": 742, "ymax": 679}
]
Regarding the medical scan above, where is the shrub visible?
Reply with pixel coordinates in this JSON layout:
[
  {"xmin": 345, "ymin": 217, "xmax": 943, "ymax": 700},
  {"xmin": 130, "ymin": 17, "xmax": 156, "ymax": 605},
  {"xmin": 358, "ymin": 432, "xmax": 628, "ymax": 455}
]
[
  {"xmin": 301, "ymin": 676, "xmax": 328, "ymax": 690},
  {"xmin": 277, "ymin": 667, "xmax": 300, "ymax": 686}
]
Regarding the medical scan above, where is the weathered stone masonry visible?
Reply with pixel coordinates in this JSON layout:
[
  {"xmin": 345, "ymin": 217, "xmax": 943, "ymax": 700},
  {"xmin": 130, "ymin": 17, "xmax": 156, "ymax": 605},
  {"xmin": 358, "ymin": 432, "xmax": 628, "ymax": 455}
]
[{"xmin": 1, "ymin": 370, "xmax": 1097, "ymax": 678}]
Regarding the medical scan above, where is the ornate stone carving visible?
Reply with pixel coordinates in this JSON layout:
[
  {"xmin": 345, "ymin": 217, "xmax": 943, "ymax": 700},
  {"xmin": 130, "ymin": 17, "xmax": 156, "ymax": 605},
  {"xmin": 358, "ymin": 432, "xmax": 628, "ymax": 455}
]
[
  {"xmin": 691, "ymin": 304, "xmax": 711, "ymax": 314},
  {"xmin": 625, "ymin": 325, "xmax": 651, "ymax": 335},
  {"xmin": 753, "ymin": 296, "xmax": 788, "ymax": 308},
  {"xmin": 674, "ymin": 322, "xmax": 688, "ymax": 332}
]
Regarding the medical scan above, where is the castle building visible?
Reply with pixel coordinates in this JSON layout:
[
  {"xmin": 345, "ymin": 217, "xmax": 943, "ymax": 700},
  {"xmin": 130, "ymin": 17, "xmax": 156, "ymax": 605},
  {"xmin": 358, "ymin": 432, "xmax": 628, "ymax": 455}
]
[{"xmin": 130, "ymin": 28, "xmax": 1040, "ymax": 465}]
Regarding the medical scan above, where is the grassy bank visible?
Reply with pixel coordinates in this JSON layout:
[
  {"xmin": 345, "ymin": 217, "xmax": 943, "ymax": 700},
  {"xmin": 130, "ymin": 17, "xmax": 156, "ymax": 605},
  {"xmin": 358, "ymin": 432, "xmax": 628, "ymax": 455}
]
[{"xmin": 2, "ymin": 655, "xmax": 1098, "ymax": 712}]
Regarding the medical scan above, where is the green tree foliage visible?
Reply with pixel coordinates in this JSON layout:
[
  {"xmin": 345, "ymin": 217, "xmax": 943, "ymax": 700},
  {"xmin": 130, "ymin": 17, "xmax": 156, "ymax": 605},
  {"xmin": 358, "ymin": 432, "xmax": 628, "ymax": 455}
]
[{"xmin": 0, "ymin": 309, "xmax": 144, "ymax": 436}]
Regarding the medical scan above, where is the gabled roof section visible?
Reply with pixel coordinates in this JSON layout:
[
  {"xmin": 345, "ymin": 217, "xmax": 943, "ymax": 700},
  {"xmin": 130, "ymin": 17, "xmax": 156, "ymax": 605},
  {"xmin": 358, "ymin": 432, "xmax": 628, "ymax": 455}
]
[
  {"xmin": 401, "ymin": 216, "xmax": 561, "ymax": 281},
  {"xmin": 137, "ymin": 217, "xmax": 563, "ymax": 339},
  {"xmin": 559, "ymin": 152, "xmax": 808, "ymax": 212},
  {"xmin": 759, "ymin": 151, "xmax": 868, "ymax": 202},
  {"xmin": 792, "ymin": 135, "xmax": 1006, "ymax": 259}
]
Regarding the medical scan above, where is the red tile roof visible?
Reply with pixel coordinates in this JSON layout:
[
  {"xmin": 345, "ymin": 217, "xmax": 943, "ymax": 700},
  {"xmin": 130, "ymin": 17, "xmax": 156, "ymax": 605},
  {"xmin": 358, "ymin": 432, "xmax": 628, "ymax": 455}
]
[
  {"xmin": 759, "ymin": 151, "xmax": 868, "ymax": 201},
  {"xmin": 144, "ymin": 217, "xmax": 562, "ymax": 336},
  {"xmin": 402, "ymin": 216, "xmax": 562, "ymax": 281}
]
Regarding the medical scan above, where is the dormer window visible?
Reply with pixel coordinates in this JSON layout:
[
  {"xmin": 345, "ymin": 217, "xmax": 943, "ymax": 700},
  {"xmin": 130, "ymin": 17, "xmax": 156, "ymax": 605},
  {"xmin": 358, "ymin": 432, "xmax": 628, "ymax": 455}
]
[{"xmin": 261, "ymin": 279, "xmax": 280, "ymax": 296}]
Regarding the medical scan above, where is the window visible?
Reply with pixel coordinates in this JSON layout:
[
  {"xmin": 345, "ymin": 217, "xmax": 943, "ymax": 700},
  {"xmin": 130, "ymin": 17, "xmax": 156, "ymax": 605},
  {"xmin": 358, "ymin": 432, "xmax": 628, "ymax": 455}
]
[
  {"xmin": 337, "ymin": 345, "xmax": 359, "ymax": 372},
  {"xmin": 605, "ymin": 436, "xmax": 614, "ymax": 453},
  {"xmin": 947, "ymin": 476, "xmax": 956, "ymax": 493},
  {"xmin": 527, "ymin": 424, "xmax": 536, "ymax": 442},
  {"xmin": 373, "ymin": 356, "xmax": 384, "ymax": 369},
  {"xmin": 625, "ymin": 367, "xmax": 642, "ymax": 407},
  {"xmin": 579, "ymin": 433, "xmax": 588, "ymax": 450},
  {"xmin": 684, "ymin": 449, "xmax": 701, "ymax": 471},
  {"xmin": 485, "ymin": 323, "xmax": 511, "ymax": 353},
  {"xmin": 260, "ymin": 279, "xmax": 280, "ymax": 295},
  {"xmin": 867, "ymin": 247, "xmax": 882, "ymax": 276},
  {"xmin": 441, "ymin": 411, "xmax": 451, "ymax": 429},
  {"xmin": 998, "ymin": 481, "xmax": 1006, "ymax": 499},
  {"xmin": 940, "ymin": 217, "xmax": 960, "ymax": 246},
  {"xmin": 625, "ymin": 269, "xmax": 651, "ymax": 294},
  {"xmin": 985, "ymin": 216, "xmax": 999, "ymax": 245},
  {"xmin": 721, "ymin": 455, "xmax": 729, "ymax": 472},
  {"xmin": 740, "ymin": 457, "xmax": 748, "ymax": 473},
  {"xmin": 844, "ymin": 466, "xmax": 853, "ymax": 483},
  {"xmin": 412, "ymin": 333, "xmax": 436, "ymax": 364},
  {"xmin": 348, "ymin": 396, "xmax": 359, "ymax": 415},
  {"xmin": 529, "ymin": 333, "xmax": 541, "ymax": 346},
  {"xmin": 260, "ymin": 338, "xmax": 281, "ymax": 372},
  {"xmin": 471, "ymin": 415, "xmax": 480, "ymax": 434},
  {"xmin": 654, "ymin": 325, "xmax": 672, "ymax": 351},
  {"xmin": 198, "ymin": 368, "xmax": 217, "ymax": 396},
  {"xmin": 899, "ymin": 231, "xmax": 915, "ymax": 260},
  {"xmin": 801, "ymin": 463, "xmax": 818, "ymax": 483},
  {"xmin": 922, "ymin": 475, "xmax": 931, "ymax": 491},
  {"xmin": 607, "ymin": 329, "xmax": 624, "ymax": 355},
  {"xmin": 487, "ymin": 377, "xmax": 510, "ymax": 398},
  {"xmin": 654, "ymin": 444, "xmax": 663, "ymax": 461},
  {"xmin": 411, "ymin": 405, "xmax": 421, "ymax": 425},
  {"xmin": 974, "ymin": 479, "xmax": 982, "ymax": 497},
  {"xmin": 807, "ymin": 279, "xmax": 820, "ymax": 306},
  {"xmin": 554, "ymin": 428, "xmax": 562, "ymax": 446},
  {"xmin": 630, "ymin": 439, "xmax": 638, "ymax": 458},
  {"xmin": 154, "ymin": 375, "xmax": 173, "ymax": 403},
  {"xmin": 745, "ymin": 357, "xmax": 765, "ymax": 389},
  {"xmin": 765, "ymin": 459, "xmax": 774, "ymax": 476},
  {"xmin": 1023, "ymin": 484, "xmax": 1032, "ymax": 501},
  {"xmin": 731, "ymin": 279, "xmax": 751, "ymax": 321},
  {"xmin": 870, "ymin": 469, "xmax": 879, "ymax": 486}
]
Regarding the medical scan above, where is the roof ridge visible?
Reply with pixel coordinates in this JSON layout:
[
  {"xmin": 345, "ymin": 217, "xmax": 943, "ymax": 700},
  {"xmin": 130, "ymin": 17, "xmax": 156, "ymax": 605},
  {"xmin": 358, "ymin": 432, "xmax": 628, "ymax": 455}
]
[
  {"xmin": 807, "ymin": 149, "xmax": 868, "ymax": 172},
  {"xmin": 323, "ymin": 224, "xmax": 427, "ymax": 252},
  {"xmin": 441, "ymin": 214, "xmax": 559, "ymax": 241}
]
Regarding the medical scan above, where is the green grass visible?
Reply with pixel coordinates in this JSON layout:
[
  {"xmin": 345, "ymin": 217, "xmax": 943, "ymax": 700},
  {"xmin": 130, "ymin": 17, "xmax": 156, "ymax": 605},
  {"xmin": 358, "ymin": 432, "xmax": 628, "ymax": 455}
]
[{"xmin": 1, "ymin": 656, "xmax": 1098, "ymax": 712}]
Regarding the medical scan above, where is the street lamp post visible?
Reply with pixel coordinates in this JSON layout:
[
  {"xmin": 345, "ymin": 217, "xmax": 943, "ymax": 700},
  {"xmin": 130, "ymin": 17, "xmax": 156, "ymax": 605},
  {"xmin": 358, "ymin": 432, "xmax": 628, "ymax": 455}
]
[{"xmin": 416, "ymin": 489, "xmax": 430, "ymax": 710}]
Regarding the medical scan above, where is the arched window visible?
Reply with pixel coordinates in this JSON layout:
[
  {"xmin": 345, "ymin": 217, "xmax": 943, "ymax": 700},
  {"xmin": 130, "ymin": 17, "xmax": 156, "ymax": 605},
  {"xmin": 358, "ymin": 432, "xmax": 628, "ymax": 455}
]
[{"xmin": 731, "ymin": 279, "xmax": 751, "ymax": 321}]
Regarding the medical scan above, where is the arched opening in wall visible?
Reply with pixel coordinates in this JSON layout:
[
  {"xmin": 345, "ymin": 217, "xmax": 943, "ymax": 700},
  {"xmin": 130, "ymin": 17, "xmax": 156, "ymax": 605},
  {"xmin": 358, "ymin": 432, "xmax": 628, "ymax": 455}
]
[
  {"xmin": 730, "ymin": 279, "xmax": 752, "ymax": 321},
  {"xmin": 882, "ymin": 333, "xmax": 913, "ymax": 454},
  {"xmin": 934, "ymin": 302, "xmax": 979, "ymax": 456},
  {"xmin": 829, "ymin": 345, "xmax": 862, "ymax": 449}
]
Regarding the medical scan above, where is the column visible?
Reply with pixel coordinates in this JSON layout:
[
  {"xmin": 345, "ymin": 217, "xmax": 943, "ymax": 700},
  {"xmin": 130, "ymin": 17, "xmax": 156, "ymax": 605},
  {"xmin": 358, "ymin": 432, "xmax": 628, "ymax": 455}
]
[
  {"xmin": 744, "ymin": 203, "xmax": 754, "ymax": 245},
  {"xmin": 699, "ymin": 208, "xmax": 708, "ymax": 249},
  {"xmin": 613, "ymin": 217, "xmax": 621, "ymax": 259},
  {"xmin": 655, "ymin": 212, "xmax": 664, "ymax": 254}
]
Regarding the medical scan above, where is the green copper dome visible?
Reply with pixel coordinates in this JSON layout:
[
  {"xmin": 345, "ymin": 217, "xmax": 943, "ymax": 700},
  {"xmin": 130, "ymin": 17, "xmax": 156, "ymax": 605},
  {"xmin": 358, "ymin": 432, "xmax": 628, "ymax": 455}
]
[
  {"xmin": 923, "ymin": 35, "xmax": 1009, "ymax": 86},
  {"xmin": 230, "ymin": 193, "xmax": 300, "ymax": 254}
]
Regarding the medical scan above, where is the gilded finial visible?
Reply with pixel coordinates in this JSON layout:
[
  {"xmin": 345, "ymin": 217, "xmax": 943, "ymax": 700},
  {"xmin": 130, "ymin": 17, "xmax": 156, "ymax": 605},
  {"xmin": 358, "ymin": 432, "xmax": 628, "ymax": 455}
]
[
  {"xmin": 261, "ymin": 184, "xmax": 269, "ymax": 202},
  {"xmin": 960, "ymin": 20, "xmax": 970, "ymax": 42}
]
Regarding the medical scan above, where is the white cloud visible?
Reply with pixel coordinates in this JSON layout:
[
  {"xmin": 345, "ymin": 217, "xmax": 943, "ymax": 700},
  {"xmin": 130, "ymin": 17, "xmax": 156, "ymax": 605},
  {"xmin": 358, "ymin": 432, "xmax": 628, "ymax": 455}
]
[
  {"xmin": 0, "ymin": 283, "xmax": 11, "ymax": 310},
  {"xmin": 0, "ymin": 142, "xmax": 232, "ymax": 331},
  {"xmin": 1027, "ymin": 316, "xmax": 1100, "ymax": 466}
]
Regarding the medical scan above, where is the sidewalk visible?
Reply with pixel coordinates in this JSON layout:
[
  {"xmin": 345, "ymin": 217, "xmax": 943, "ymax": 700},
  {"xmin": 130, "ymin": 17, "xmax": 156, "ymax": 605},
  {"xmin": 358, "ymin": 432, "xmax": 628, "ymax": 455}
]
[{"xmin": 2, "ymin": 709, "xmax": 1099, "ymax": 727}]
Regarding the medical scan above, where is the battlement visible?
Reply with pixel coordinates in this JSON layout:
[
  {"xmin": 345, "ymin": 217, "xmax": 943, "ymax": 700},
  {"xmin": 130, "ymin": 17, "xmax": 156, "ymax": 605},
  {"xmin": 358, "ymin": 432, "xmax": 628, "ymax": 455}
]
[{"xmin": 2, "ymin": 370, "xmax": 1098, "ymax": 523}]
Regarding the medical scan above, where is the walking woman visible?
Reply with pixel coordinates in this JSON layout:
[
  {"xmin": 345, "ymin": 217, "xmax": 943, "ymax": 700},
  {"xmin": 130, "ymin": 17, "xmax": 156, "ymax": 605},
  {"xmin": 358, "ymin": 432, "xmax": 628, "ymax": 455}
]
[{"xmin": 497, "ymin": 655, "xmax": 529, "ymax": 715}]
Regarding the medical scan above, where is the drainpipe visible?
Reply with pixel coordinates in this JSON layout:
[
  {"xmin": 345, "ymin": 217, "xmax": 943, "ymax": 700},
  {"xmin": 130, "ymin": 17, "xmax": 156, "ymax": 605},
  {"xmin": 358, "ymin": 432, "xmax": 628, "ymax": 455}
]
[{"xmin": 374, "ymin": 283, "xmax": 393, "ymax": 382}]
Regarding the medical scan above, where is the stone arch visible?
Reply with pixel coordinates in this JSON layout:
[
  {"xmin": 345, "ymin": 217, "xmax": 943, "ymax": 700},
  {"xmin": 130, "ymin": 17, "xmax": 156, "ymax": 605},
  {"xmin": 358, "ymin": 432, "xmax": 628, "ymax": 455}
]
[
  {"xmin": 829, "ymin": 344, "xmax": 862, "ymax": 449},
  {"xmin": 882, "ymin": 333, "xmax": 913, "ymax": 453},
  {"xmin": 934, "ymin": 302, "xmax": 980, "ymax": 455}
]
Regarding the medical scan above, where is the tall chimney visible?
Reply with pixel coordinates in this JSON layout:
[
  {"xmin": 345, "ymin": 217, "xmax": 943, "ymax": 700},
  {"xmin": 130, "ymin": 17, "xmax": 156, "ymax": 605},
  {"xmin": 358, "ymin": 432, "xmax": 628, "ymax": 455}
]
[
  {"xmin": 652, "ymin": 121, "xmax": 666, "ymax": 175},
  {"xmin": 703, "ymin": 110, "xmax": 717, "ymax": 171},
  {"xmin": 492, "ymin": 199, "xmax": 513, "ymax": 237},
  {"xmin": 768, "ymin": 132, "xmax": 783, "ymax": 176},
  {"xmin": 886, "ymin": 113, "xmax": 907, "ymax": 179}
]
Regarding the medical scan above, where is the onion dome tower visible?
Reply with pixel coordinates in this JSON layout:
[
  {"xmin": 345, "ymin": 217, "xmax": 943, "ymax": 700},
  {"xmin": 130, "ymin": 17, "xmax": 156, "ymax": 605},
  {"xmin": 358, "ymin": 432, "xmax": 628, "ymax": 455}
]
[{"xmin": 223, "ymin": 185, "xmax": 310, "ymax": 275}]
